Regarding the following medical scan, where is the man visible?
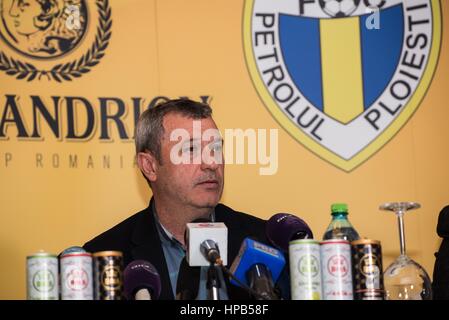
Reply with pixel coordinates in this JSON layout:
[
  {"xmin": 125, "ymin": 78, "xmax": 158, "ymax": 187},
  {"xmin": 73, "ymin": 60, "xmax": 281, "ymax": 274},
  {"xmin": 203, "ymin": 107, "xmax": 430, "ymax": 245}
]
[
  {"xmin": 84, "ymin": 98, "xmax": 284, "ymax": 299},
  {"xmin": 433, "ymin": 205, "xmax": 449, "ymax": 299}
]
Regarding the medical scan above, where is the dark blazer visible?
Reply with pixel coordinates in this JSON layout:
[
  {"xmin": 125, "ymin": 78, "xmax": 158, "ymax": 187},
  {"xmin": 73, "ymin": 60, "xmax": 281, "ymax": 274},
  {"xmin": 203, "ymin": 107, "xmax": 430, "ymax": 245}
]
[
  {"xmin": 83, "ymin": 198, "xmax": 272, "ymax": 300},
  {"xmin": 433, "ymin": 205, "xmax": 449, "ymax": 300}
]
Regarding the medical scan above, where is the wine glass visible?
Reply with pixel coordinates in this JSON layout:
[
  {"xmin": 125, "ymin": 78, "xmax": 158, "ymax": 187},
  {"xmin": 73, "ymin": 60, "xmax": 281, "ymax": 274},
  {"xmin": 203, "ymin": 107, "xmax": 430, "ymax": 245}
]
[{"xmin": 380, "ymin": 202, "xmax": 432, "ymax": 300}]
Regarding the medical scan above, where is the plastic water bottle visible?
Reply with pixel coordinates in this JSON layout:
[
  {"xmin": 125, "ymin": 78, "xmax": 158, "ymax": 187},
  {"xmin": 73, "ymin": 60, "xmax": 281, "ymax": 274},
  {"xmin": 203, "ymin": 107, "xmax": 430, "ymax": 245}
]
[{"xmin": 323, "ymin": 203, "xmax": 360, "ymax": 241}]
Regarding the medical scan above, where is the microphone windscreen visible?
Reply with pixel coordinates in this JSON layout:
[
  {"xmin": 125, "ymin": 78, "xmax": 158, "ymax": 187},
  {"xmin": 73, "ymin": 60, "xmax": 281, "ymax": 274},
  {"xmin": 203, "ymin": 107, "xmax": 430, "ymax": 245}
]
[
  {"xmin": 123, "ymin": 260, "xmax": 161, "ymax": 300},
  {"xmin": 176, "ymin": 257, "xmax": 201, "ymax": 300},
  {"xmin": 266, "ymin": 213, "xmax": 313, "ymax": 252}
]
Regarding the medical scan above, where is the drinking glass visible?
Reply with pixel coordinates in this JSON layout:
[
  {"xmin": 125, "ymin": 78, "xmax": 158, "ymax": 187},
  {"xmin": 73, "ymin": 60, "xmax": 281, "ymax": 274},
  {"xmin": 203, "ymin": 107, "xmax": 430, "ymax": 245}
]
[{"xmin": 380, "ymin": 202, "xmax": 432, "ymax": 300}]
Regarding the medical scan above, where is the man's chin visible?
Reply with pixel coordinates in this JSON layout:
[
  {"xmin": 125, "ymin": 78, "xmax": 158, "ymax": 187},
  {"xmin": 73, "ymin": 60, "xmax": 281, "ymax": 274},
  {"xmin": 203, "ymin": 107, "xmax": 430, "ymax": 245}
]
[{"xmin": 191, "ymin": 197, "xmax": 220, "ymax": 210}]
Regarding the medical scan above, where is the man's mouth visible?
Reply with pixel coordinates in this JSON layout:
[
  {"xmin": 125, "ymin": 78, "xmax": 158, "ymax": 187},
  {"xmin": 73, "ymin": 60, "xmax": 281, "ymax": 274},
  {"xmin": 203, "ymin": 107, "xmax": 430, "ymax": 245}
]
[{"xmin": 197, "ymin": 179, "xmax": 219, "ymax": 188}]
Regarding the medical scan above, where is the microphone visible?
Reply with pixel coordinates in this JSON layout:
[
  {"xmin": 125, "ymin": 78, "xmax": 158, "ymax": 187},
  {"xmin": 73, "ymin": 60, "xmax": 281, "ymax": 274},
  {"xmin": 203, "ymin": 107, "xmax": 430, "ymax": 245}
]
[
  {"xmin": 176, "ymin": 257, "xmax": 201, "ymax": 300},
  {"xmin": 186, "ymin": 218, "xmax": 227, "ymax": 300},
  {"xmin": 200, "ymin": 240, "xmax": 221, "ymax": 265},
  {"xmin": 266, "ymin": 213, "xmax": 313, "ymax": 252},
  {"xmin": 123, "ymin": 260, "xmax": 161, "ymax": 300},
  {"xmin": 229, "ymin": 238, "xmax": 285, "ymax": 300},
  {"xmin": 186, "ymin": 221, "xmax": 228, "ymax": 267}
]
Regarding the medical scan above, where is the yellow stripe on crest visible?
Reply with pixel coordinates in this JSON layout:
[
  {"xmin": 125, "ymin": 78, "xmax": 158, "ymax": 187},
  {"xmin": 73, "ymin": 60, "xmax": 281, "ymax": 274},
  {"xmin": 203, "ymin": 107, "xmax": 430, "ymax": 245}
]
[{"xmin": 320, "ymin": 17, "xmax": 364, "ymax": 124}]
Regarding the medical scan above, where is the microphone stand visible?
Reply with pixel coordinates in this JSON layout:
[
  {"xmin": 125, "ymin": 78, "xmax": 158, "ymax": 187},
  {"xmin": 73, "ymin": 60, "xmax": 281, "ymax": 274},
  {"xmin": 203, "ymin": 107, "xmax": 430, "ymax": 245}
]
[{"xmin": 206, "ymin": 263, "xmax": 221, "ymax": 300}]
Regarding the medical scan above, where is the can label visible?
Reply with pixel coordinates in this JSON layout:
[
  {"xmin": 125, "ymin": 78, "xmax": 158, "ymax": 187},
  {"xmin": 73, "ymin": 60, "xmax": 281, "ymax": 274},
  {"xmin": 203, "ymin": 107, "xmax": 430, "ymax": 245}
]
[
  {"xmin": 289, "ymin": 239, "xmax": 322, "ymax": 300},
  {"xmin": 27, "ymin": 253, "xmax": 58, "ymax": 300},
  {"xmin": 351, "ymin": 240, "xmax": 384, "ymax": 300},
  {"xmin": 93, "ymin": 251, "xmax": 123, "ymax": 300},
  {"xmin": 61, "ymin": 253, "xmax": 93, "ymax": 300},
  {"xmin": 320, "ymin": 240, "xmax": 353, "ymax": 300}
]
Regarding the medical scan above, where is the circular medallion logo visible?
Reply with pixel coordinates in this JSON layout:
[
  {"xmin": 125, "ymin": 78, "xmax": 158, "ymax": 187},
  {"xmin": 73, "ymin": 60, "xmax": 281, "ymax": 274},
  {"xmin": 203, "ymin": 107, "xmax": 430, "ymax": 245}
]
[
  {"xmin": 101, "ymin": 265, "xmax": 120, "ymax": 290},
  {"xmin": 359, "ymin": 253, "xmax": 380, "ymax": 277},
  {"xmin": 298, "ymin": 255, "xmax": 319, "ymax": 277},
  {"xmin": 0, "ymin": 0, "xmax": 111, "ymax": 82},
  {"xmin": 66, "ymin": 268, "xmax": 88, "ymax": 290},
  {"xmin": 32, "ymin": 269, "xmax": 55, "ymax": 292},
  {"xmin": 327, "ymin": 254, "xmax": 349, "ymax": 277},
  {"xmin": 0, "ymin": 0, "xmax": 88, "ymax": 59}
]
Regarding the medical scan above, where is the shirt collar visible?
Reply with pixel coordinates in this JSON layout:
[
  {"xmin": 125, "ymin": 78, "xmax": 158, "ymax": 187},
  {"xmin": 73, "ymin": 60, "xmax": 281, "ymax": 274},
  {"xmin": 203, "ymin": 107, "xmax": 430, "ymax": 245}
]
[{"xmin": 151, "ymin": 201, "xmax": 216, "ymax": 245}]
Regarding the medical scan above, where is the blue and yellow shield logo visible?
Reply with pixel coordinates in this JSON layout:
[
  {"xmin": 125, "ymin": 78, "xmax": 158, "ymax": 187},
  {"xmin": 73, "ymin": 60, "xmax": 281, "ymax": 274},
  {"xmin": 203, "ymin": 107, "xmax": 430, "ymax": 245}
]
[{"xmin": 244, "ymin": 0, "xmax": 441, "ymax": 171}]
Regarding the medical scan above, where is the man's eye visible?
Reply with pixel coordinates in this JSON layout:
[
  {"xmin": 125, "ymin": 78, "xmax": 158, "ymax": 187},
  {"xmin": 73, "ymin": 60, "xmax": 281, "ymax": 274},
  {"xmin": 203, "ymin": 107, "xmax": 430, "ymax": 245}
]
[
  {"xmin": 182, "ymin": 144, "xmax": 198, "ymax": 154},
  {"xmin": 211, "ymin": 143, "xmax": 223, "ymax": 152}
]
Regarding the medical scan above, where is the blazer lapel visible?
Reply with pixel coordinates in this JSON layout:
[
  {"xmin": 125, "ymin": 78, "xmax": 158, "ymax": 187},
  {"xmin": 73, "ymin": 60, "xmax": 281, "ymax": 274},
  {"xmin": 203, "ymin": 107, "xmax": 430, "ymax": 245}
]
[{"xmin": 130, "ymin": 199, "xmax": 174, "ymax": 300}]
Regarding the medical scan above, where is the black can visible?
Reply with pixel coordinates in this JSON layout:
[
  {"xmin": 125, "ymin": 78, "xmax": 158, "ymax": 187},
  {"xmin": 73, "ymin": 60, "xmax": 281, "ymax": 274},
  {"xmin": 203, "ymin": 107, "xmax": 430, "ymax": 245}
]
[
  {"xmin": 351, "ymin": 239, "xmax": 384, "ymax": 300},
  {"xmin": 92, "ymin": 251, "xmax": 123, "ymax": 300}
]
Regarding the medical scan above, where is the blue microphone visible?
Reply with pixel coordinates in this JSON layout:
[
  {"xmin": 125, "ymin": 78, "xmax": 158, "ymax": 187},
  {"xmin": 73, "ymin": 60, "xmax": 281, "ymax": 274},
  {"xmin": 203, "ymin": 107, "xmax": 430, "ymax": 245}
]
[{"xmin": 229, "ymin": 238, "xmax": 285, "ymax": 300}]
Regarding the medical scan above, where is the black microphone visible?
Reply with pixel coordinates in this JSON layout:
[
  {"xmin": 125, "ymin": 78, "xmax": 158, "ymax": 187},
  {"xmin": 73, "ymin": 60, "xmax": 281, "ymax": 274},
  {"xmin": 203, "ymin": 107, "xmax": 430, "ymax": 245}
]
[
  {"xmin": 123, "ymin": 260, "xmax": 161, "ymax": 300},
  {"xmin": 176, "ymin": 257, "xmax": 201, "ymax": 300},
  {"xmin": 201, "ymin": 239, "xmax": 221, "ymax": 265},
  {"xmin": 266, "ymin": 213, "xmax": 314, "ymax": 252},
  {"xmin": 247, "ymin": 264, "xmax": 278, "ymax": 300}
]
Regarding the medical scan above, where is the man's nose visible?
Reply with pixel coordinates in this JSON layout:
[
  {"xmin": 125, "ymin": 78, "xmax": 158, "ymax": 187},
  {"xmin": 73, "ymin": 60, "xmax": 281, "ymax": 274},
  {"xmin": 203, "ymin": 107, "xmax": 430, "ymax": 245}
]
[
  {"xmin": 9, "ymin": 1, "xmax": 20, "ymax": 17},
  {"xmin": 200, "ymin": 153, "xmax": 221, "ymax": 171}
]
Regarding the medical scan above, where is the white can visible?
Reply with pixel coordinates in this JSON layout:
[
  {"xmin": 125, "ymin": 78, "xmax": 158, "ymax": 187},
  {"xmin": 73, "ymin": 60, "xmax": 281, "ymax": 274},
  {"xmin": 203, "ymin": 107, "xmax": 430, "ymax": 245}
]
[
  {"xmin": 26, "ymin": 252, "xmax": 59, "ymax": 300},
  {"xmin": 60, "ymin": 252, "xmax": 93, "ymax": 300},
  {"xmin": 289, "ymin": 239, "xmax": 322, "ymax": 300},
  {"xmin": 320, "ymin": 239, "xmax": 354, "ymax": 300}
]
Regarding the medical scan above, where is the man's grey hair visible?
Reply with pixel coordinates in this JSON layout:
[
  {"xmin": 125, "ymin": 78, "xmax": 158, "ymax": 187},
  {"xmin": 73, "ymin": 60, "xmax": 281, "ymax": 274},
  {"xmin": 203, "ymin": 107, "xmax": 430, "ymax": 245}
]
[{"xmin": 135, "ymin": 98, "xmax": 212, "ymax": 163}]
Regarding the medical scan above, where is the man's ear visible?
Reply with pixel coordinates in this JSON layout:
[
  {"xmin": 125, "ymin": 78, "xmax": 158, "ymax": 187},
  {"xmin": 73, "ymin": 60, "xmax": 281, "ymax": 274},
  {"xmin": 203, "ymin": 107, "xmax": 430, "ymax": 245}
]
[{"xmin": 137, "ymin": 152, "xmax": 158, "ymax": 183}]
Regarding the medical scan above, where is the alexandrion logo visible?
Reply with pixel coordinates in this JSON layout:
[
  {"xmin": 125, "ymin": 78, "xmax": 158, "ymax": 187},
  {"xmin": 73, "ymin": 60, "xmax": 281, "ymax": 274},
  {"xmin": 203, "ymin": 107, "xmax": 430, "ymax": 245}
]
[
  {"xmin": 243, "ymin": 0, "xmax": 441, "ymax": 171},
  {"xmin": 0, "ymin": 0, "xmax": 111, "ymax": 82}
]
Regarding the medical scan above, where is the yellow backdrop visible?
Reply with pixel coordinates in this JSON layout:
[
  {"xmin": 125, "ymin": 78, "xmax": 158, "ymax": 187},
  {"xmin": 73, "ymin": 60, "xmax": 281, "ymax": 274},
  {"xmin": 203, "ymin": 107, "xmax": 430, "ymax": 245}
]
[{"xmin": 0, "ymin": 0, "xmax": 448, "ymax": 299}]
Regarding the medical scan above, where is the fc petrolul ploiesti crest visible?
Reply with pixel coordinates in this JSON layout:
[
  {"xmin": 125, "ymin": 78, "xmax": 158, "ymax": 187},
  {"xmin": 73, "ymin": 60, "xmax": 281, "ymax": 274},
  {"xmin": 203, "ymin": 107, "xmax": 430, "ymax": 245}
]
[
  {"xmin": 0, "ymin": 0, "xmax": 112, "ymax": 82},
  {"xmin": 244, "ymin": 0, "xmax": 441, "ymax": 171}
]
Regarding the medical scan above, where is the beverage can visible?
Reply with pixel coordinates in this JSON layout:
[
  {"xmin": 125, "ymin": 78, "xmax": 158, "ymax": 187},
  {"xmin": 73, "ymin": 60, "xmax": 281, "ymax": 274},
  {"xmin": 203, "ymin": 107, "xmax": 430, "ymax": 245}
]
[
  {"xmin": 320, "ymin": 239, "xmax": 353, "ymax": 300},
  {"xmin": 289, "ymin": 239, "xmax": 322, "ymax": 300},
  {"xmin": 351, "ymin": 239, "xmax": 384, "ymax": 300},
  {"xmin": 92, "ymin": 251, "xmax": 123, "ymax": 300},
  {"xmin": 27, "ymin": 251, "xmax": 59, "ymax": 300},
  {"xmin": 60, "ymin": 252, "xmax": 93, "ymax": 300}
]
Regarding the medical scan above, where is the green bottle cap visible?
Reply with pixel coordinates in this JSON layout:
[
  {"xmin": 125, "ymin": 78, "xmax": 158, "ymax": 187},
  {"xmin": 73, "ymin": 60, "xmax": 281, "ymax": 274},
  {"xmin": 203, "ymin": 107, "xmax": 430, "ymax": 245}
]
[{"xmin": 331, "ymin": 203, "xmax": 348, "ymax": 214}]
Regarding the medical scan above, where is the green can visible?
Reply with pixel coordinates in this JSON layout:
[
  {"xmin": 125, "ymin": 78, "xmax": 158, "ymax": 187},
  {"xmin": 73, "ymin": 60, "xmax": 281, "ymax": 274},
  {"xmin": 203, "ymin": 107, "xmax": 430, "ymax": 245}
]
[
  {"xmin": 27, "ymin": 251, "xmax": 59, "ymax": 300},
  {"xmin": 289, "ymin": 239, "xmax": 322, "ymax": 300}
]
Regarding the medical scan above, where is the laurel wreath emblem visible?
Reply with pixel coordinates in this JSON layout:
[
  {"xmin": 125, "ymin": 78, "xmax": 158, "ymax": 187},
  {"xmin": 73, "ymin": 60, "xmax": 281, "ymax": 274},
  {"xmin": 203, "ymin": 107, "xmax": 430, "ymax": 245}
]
[{"xmin": 0, "ymin": 0, "xmax": 112, "ymax": 82}]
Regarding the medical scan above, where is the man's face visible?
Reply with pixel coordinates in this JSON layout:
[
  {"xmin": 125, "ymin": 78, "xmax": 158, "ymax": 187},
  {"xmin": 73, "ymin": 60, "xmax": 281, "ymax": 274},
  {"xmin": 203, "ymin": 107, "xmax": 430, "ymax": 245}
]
[
  {"xmin": 155, "ymin": 113, "xmax": 224, "ymax": 210},
  {"xmin": 8, "ymin": 0, "xmax": 43, "ymax": 36}
]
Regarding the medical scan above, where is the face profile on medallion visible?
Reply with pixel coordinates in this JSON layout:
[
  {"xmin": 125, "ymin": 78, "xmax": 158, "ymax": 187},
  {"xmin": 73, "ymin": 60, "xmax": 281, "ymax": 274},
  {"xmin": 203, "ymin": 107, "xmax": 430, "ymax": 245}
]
[{"xmin": 0, "ymin": 0, "xmax": 88, "ymax": 59}]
